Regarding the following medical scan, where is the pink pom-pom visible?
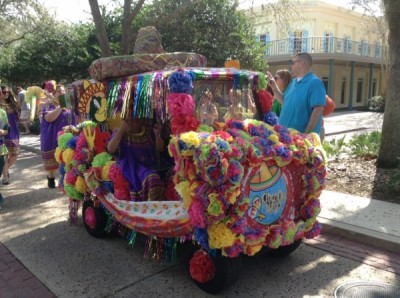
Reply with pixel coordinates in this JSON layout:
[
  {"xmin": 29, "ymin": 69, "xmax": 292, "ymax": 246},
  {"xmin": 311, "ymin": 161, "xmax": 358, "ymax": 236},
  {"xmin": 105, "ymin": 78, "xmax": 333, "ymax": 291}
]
[
  {"xmin": 65, "ymin": 171, "xmax": 78, "ymax": 185},
  {"xmin": 167, "ymin": 93, "xmax": 195, "ymax": 117},
  {"xmin": 188, "ymin": 198, "xmax": 206, "ymax": 228}
]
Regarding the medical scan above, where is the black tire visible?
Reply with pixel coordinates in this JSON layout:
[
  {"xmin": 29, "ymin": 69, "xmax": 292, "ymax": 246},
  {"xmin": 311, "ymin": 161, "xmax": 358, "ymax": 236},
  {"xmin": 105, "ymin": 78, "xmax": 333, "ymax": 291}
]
[
  {"xmin": 265, "ymin": 239, "xmax": 302, "ymax": 257},
  {"xmin": 189, "ymin": 249, "xmax": 242, "ymax": 294},
  {"xmin": 82, "ymin": 200, "xmax": 109, "ymax": 238}
]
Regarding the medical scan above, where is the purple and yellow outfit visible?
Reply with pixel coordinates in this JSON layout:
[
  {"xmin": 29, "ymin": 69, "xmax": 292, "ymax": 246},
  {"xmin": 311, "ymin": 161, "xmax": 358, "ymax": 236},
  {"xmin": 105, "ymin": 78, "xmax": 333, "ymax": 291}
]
[
  {"xmin": 113, "ymin": 128, "xmax": 164, "ymax": 201},
  {"xmin": 0, "ymin": 104, "xmax": 19, "ymax": 158},
  {"xmin": 40, "ymin": 100, "xmax": 76, "ymax": 171}
]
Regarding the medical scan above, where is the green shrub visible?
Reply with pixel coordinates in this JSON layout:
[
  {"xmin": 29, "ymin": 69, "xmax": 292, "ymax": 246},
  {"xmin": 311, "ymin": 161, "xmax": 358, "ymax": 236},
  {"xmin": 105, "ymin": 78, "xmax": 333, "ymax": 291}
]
[
  {"xmin": 322, "ymin": 135, "xmax": 347, "ymax": 158},
  {"xmin": 368, "ymin": 95, "xmax": 385, "ymax": 112},
  {"xmin": 348, "ymin": 131, "xmax": 381, "ymax": 159}
]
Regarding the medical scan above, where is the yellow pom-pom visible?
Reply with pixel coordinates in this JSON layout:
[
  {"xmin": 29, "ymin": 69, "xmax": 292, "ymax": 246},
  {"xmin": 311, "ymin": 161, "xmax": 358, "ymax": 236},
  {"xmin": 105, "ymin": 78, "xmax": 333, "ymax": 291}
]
[
  {"xmin": 62, "ymin": 148, "xmax": 75, "ymax": 165},
  {"xmin": 175, "ymin": 181, "xmax": 191, "ymax": 208},
  {"xmin": 101, "ymin": 161, "xmax": 114, "ymax": 181},
  {"xmin": 75, "ymin": 176, "xmax": 87, "ymax": 193},
  {"xmin": 54, "ymin": 147, "xmax": 63, "ymax": 163},
  {"xmin": 207, "ymin": 222, "xmax": 236, "ymax": 249}
]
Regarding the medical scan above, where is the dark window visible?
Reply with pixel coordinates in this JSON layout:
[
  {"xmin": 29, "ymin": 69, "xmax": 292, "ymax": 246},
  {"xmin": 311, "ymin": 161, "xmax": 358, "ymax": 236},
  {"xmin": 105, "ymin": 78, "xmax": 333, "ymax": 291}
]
[
  {"xmin": 341, "ymin": 78, "xmax": 346, "ymax": 104},
  {"xmin": 372, "ymin": 78, "xmax": 377, "ymax": 97},
  {"xmin": 356, "ymin": 78, "xmax": 363, "ymax": 103}
]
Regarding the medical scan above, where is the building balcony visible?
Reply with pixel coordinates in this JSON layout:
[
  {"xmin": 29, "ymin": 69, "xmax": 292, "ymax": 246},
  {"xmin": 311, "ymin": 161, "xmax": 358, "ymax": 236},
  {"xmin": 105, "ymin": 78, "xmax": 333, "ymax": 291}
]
[{"xmin": 265, "ymin": 37, "xmax": 385, "ymax": 65}]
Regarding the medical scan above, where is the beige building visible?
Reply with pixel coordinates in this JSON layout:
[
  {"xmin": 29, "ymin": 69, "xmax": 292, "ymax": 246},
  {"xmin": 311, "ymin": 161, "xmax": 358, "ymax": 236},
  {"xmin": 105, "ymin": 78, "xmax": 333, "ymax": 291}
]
[{"xmin": 251, "ymin": 0, "xmax": 386, "ymax": 109}]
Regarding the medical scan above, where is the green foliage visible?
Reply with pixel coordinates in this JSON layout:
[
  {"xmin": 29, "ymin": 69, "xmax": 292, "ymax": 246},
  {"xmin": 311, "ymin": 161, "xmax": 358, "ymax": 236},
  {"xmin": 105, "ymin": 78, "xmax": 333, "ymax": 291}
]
[
  {"xmin": 348, "ymin": 131, "xmax": 381, "ymax": 159},
  {"xmin": 368, "ymin": 95, "xmax": 385, "ymax": 112},
  {"xmin": 139, "ymin": 0, "xmax": 267, "ymax": 71},
  {"xmin": 1, "ymin": 20, "xmax": 99, "ymax": 86},
  {"xmin": 322, "ymin": 135, "xmax": 347, "ymax": 158}
]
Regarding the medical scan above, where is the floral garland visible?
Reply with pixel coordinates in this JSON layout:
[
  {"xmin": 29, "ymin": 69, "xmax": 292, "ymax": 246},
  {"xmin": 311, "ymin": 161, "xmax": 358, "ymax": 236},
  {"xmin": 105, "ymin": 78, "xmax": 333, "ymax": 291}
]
[{"xmin": 169, "ymin": 118, "xmax": 326, "ymax": 258}]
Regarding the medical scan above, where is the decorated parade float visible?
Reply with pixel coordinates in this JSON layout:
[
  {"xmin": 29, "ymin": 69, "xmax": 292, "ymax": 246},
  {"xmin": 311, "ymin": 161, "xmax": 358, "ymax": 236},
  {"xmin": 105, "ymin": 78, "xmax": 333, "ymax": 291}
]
[{"xmin": 55, "ymin": 27, "xmax": 327, "ymax": 293}]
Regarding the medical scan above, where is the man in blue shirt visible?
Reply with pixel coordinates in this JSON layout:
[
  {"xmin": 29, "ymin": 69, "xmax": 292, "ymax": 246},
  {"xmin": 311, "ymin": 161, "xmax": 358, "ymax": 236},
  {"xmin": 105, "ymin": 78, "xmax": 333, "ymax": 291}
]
[{"xmin": 267, "ymin": 52, "xmax": 326, "ymax": 134}]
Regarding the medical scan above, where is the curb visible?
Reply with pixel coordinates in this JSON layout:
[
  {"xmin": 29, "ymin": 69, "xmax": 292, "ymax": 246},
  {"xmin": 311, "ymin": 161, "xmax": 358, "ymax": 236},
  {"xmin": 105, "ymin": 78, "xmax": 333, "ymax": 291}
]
[{"xmin": 319, "ymin": 218, "xmax": 400, "ymax": 254}]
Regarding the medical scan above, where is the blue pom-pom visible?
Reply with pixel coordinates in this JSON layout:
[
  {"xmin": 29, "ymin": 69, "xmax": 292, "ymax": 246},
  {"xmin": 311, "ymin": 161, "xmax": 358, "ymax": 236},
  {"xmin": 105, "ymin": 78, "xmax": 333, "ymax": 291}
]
[
  {"xmin": 67, "ymin": 136, "xmax": 78, "ymax": 149},
  {"xmin": 263, "ymin": 111, "xmax": 279, "ymax": 126},
  {"xmin": 169, "ymin": 70, "xmax": 193, "ymax": 93}
]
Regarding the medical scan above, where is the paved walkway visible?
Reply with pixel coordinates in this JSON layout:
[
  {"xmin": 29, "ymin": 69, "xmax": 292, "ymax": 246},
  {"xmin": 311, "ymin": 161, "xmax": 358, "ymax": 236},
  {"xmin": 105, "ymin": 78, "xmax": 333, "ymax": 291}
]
[
  {"xmin": 0, "ymin": 243, "xmax": 55, "ymax": 297},
  {"xmin": 1, "ymin": 110, "xmax": 399, "ymax": 297}
]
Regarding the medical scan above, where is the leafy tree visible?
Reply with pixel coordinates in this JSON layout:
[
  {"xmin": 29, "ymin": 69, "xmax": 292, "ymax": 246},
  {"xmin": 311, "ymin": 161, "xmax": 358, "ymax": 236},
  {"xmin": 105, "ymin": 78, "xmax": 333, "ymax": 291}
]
[
  {"xmin": 3, "ymin": 20, "xmax": 98, "ymax": 85},
  {"xmin": 142, "ymin": 0, "xmax": 266, "ymax": 70},
  {"xmin": 88, "ymin": 0, "xmax": 145, "ymax": 56}
]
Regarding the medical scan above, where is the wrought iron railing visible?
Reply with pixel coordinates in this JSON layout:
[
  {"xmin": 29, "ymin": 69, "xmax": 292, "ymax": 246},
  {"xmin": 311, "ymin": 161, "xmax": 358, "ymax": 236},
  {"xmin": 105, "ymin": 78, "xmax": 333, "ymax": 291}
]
[{"xmin": 265, "ymin": 37, "xmax": 384, "ymax": 59}]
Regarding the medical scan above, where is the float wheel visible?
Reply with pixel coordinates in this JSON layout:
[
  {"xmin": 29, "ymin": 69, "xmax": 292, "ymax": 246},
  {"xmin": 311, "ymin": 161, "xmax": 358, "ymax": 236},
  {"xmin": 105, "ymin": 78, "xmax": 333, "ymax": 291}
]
[
  {"xmin": 82, "ymin": 200, "xmax": 108, "ymax": 238},
  {"xmin": 265, "ymin": 239, "xmax": 302, "ymax": 257},
  {"xmin": 188, "ymin": 249, "xmax": 242, "ymax": 294}
]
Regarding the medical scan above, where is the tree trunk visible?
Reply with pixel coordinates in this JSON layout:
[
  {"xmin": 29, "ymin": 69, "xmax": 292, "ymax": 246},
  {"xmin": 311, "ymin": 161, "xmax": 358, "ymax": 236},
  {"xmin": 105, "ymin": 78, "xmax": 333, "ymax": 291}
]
[
  {"xmin": 377, "ymin": 0, "xmax": 400, "ymax": 168},
  {"xmin": 88, "ymin": 0, "xmax": 113, "ymax": 57},
  {"xmin": 120, "ymin": 0, "xmax": 146, "ymax": 55}
]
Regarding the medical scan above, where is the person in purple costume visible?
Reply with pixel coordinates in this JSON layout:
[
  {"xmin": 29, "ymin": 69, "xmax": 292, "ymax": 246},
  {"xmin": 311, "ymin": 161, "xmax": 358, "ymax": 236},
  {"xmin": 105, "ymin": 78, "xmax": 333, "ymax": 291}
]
[
  {"xmin": 0, "ymin": 86, "xmax": 20, "ymax": 185},
  {"xmin": 107, "ymin": 118, "xmax": 164, "ymax": 201},
  {"xmin": 40, "ymin": 84, "xmax": 76, "ymax": 188}
]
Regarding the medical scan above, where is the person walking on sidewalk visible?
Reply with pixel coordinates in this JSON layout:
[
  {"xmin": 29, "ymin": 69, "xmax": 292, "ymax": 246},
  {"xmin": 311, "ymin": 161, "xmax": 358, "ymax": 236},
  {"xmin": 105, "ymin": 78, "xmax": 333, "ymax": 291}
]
[
  {"xmin": 40, "ymin": 83, "xmax": 76, "ymax": 188},
  {"xmin": 0, "ymin": 86, "xmax": 20, "ymax": 185},
  {"xmin": 16, "ymin": 86, "xmax": 31, "ymax": 134},
  {"xmin": 0, "ymin": 89, "xmax": 9, "ymax": 209},
  {"xmin": 267, "ymin": 52, "xmax": 326, "ymax": 134}
]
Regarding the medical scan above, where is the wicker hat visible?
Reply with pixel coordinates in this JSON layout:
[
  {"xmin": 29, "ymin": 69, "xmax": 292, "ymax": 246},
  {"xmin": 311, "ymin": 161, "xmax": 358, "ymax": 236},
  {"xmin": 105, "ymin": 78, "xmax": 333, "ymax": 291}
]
[{"xmin": 133, "ymin": 26, "xmax": 164, "ymax": 54}]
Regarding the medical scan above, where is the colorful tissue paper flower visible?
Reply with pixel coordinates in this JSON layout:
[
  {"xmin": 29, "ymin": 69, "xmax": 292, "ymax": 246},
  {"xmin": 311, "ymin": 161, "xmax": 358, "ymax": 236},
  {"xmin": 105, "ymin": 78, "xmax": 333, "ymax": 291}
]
[
  {"xmin": 168, "ymin": 70, "xmax": 194, "ymax": 94},
  {"xmin": 167, "ymin": 93, "xmax": 195, "ymax": 117},
  {"xmin": 194, "ymin": 228, "xmax": 210, "ymax": 251},
  {"xmin": 92, "ymin": 152, "xmax": 113, "ymax": 167},
  {"xmin": 263, "ymin": 112, "xmax": 279, "ymax": 126},
  {"xmin": 305, "ymin": 221, "xmax": 322, "ymax": 239},
  {"xmin": 65, "ymin": 170, "xmax": 78, "ymax": 185},
  {"xmin": 207, "ymin": 193, "xmax": 225, "ymax": 216},
  {"xmin": 188, "ymin": 197, "xmax": 206, "ymax": 228},
  {"xmin": 57, "ymin": 132, "xmax": 74, "ymax": 149},
  {"xmin": 66, "ymin": 136, "xmax": 78, "ymax": 149},
  {"xmin": 180, "ymin": 131, "xmax": 200, "ymax": 148},
  {"xmin": 189, "ymin": 250, "xmax": 215, "ymax": 283},
  {"xmin": 207, "ymin": 222, "xmax": 236, "ymax": 249},
  {"xmin": 175, "ymin": 181, "xmax": 192, "ymax": 208},
  {"xmin": 75, "ymin": 176, "xmax": 87, "ymax": 193},
  {"xmin": 64, "ymin": 184, "xmax": 84, "ymax": 200},
  {"xmin": 54, "ymin": 147, "xmax": 63, "ymax": 163},
  {"xmin": 300, "ymin": 198, "xmax": 321, "ymax": 219},
  {"xmin": 171, "ymin": 114, "xmax": 199, "ymax": 134},
  {"xmin": 109, "ymin": 163, "xmax": 130, "ymax": 200},
  {"xmin": 257, "ymin": 72, "xmax": 267, "ymax": 90},
  {"xmin": 257, "ymin": 89, "xmax": 273, "ymax": 114},
  {"xmin": 101, "ymin": 161, "xmax": 114, "ymax": 181},
  {"xmin": 62, "ymin": 148, "xmax": 75, "ymax": 166}
]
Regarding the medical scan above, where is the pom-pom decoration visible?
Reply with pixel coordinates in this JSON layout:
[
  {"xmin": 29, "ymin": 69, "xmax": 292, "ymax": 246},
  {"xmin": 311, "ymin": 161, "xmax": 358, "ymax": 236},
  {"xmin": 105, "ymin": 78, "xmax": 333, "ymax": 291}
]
[
  {"xmin": 168, "ymin": 70, "xmax": 194, "ymax": 94},
  {"xmin": 189, "ymin": 250, "xmax": 215, "ymax": 283}
]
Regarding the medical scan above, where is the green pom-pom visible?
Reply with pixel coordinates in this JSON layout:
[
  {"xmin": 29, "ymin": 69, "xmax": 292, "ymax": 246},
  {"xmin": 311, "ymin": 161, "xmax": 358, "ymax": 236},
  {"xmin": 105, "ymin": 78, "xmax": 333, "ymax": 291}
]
[
  {"xmin": 64, "ymin": 184, "xmax": 84, "ymax": 200},
  {"xmin": 257, "ymin": 72, "xmax": 267, "ymax": 90},
  {"xmin": 58, "ymin": 132, "xmax": 74, "ymax": 149},
  {"xmin": 80, "ymin": 120, "xmax": 97, "ymax": 129},
  {"xmin": 92, "ymin": 152, "xmax": 113, "ymax": 167},
  {"xmin": 197, "ymin": 124, "xmax": 214, "ymax": 133}
]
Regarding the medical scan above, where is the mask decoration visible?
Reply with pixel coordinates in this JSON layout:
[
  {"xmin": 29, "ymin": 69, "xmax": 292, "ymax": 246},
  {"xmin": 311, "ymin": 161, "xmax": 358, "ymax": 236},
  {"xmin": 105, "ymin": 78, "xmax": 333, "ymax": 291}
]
[{"xmin": 79, "ymin": 80, "xmax": 107, "ymax": 123}]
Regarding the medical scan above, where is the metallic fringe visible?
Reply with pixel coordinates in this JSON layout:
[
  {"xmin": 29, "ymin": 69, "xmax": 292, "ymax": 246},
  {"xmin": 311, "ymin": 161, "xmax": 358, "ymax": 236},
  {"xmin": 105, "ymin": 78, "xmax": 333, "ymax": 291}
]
[
  {"xmin": 143, "ymin": 236, "xmax": 178, "ymax": 263},
  {"xmin": 68, "ymin": 199, "xmax": 81, "ymax": 225}
]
